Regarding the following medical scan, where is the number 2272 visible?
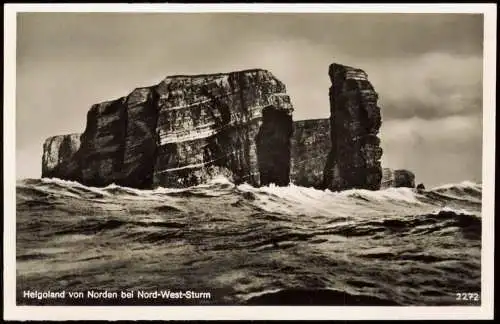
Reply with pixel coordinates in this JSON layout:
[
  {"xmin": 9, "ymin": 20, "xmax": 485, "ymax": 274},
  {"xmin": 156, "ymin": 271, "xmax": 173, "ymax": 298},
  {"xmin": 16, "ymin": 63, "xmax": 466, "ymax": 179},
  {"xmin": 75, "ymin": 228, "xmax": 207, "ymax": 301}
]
[{"xmin": 456, "ymin": 293, "xmax": 480, "ymax": 301}]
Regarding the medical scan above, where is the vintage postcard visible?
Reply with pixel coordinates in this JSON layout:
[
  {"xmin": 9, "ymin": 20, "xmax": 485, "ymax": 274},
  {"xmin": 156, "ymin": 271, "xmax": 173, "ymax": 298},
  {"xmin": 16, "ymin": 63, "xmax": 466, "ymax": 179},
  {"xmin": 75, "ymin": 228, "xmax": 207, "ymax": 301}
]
[{"xmin": 3, "ymin": 3, "xmax": 496, "ymax": 320}]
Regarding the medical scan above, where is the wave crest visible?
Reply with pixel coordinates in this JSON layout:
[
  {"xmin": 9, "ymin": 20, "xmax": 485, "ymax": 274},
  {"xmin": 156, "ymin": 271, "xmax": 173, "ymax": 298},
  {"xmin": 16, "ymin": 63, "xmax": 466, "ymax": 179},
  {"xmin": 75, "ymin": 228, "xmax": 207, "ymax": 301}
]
[{"xmin": 17, "ymin": 177, "xmax": 481, "ymax": 219}]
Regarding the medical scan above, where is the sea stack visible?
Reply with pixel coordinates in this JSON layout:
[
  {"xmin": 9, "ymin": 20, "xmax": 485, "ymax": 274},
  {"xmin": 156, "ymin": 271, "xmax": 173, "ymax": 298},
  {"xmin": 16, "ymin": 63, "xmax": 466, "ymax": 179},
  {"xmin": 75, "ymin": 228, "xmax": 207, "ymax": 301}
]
[{"xmin": 323, "ymin": 63, "xmax": 383, "ymax": 191}]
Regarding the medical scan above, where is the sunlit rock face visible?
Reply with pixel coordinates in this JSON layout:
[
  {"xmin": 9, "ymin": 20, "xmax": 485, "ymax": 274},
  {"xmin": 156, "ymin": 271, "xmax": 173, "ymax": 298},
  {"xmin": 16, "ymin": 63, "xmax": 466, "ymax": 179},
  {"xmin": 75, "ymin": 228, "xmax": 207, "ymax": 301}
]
[{"xmin": 323, "ymin": 63, "xmax": 383, "ymax": 191}]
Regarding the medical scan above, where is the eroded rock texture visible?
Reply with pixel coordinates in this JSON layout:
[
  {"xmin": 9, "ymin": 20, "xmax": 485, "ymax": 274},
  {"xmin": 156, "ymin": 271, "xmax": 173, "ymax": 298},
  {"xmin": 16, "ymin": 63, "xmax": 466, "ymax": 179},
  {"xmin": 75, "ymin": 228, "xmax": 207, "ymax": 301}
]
[
  {"xmin": 122, "ymin": 88, "xmax": 159, "ymax": 189},
  {"xmin": 79, "ymin": 98, "xmax": 128, "ymax": 187},
  {"xmin": 290, "ymin": 118, "xmax": 331, "ymax": 188},
  {"xmin": 381, "ymin": 168, "xmax": 416, "ymax": 189},
  {"xmin": 153, "ymin": 71, "xmax": 293, "ymax": 187},
  {"xmin": 41, "ymin": 69, "xmax": 294, "ymax": 188},
  {"xmin": 41, "ymin": 64, "xmax": 395, "ymax": 190},
  {"xmin": 41, "ymin": 134, "xmax": 81, "ymax": 179},
  {"xmin": 324, "ymin": 63, "xmax": 383, "ymax": 191}
]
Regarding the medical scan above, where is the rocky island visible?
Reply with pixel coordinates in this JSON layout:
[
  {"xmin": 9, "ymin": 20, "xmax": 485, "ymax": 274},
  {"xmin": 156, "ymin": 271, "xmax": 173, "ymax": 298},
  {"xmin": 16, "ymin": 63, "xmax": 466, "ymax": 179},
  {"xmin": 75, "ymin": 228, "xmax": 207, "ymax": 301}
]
[{"xmin": 42, "ymin": 63, "xmax": 416, "ymax": 190}]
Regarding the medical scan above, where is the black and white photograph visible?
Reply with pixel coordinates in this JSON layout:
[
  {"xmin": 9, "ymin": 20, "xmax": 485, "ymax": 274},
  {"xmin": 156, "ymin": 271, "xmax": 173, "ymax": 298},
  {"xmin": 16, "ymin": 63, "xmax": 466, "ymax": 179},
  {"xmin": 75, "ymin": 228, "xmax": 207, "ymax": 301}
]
[{"xmin": 3, "ymin": 3, "xmax": 496, "ymax": 321}]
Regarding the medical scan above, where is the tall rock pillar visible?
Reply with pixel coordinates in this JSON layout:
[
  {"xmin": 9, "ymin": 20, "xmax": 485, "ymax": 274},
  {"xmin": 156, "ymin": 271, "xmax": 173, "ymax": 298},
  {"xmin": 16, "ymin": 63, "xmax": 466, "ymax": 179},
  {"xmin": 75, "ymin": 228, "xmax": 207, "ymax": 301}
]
[{"xmin": 324, "ymin": 63, "xmax": 383, "ymax": 191}]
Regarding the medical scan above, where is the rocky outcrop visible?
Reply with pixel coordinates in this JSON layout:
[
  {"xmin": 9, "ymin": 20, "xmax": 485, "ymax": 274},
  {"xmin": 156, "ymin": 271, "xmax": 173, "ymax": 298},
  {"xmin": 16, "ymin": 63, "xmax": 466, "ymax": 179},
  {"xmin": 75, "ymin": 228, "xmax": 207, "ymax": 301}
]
[
  {"xmin": 381, "ymin": 168, "xmax": 416, "ymax": 189},
  {"xmin": 78, "ymin": 98, "xmax": 128, "ymax": 187},
  {"xmin": 323, "ymin": 63, "xmax": 383, "ymax": 191},
  {"xmin": 41, "ymin": 69, "xmax": 294, "ymax": 188},
  {"xmin": 290, "ymin": 118, "xmax": 331, "ymax": 188},
  {"xmin": 41, "ymin": 64, "xmax": 395, "ymax": 191},
  {"xmin": 153, "ymin": 72, "xmax": 293, "ymax": 188},
  {"xmin": 42, "ymin": 134, "xmax": 81, "ymax": 179},
  {"xmin": 122, "ymin": 88, "xmax": 160, "ymax": 188}
]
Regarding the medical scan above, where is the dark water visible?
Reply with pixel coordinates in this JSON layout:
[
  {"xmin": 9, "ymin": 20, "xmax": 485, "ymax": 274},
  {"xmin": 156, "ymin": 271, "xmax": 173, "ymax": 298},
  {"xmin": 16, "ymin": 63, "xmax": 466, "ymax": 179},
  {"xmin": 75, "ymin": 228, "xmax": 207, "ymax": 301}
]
[{"xmin": 16, "ymin": 177, "xmax": 482, "ymax": 306}]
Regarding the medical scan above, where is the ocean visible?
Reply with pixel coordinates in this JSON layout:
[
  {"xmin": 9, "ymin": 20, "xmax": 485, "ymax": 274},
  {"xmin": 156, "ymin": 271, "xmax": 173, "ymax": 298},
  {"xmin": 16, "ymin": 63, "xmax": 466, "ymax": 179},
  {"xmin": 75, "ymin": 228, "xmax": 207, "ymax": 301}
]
[{"xmin": 16, "ymin": 177, "xmax": 482, "ymax": 306}]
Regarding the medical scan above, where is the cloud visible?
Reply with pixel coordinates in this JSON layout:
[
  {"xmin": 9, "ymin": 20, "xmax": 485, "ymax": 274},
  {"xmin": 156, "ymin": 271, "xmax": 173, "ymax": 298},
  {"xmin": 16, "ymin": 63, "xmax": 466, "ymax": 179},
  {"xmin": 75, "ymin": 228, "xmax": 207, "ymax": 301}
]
[
  {"xmin": 380, "ymin": 114, "xmax": 483, "ymax": 187},
  {"xmin": 380, "ymin": 114, "xmax": 482, "ymax": 146},
  {"xmin": 14, "ymin": 13, "xmax": 484, "ymax": 184},
  {"xmin": 366, "ymin": 53, "xmax": 483, "ymax": 121},
  {"xmin": 17, "ymin": 12, "xmax": 484, "ymax": 65}
]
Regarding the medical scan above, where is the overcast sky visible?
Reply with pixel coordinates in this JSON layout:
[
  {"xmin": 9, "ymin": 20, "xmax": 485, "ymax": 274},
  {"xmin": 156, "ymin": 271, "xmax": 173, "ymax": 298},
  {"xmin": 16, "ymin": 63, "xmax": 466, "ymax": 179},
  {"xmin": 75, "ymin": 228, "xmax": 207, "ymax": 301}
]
[{"xmin": 16, "ymin": 12, "xmax": 484, "ymax": 187}]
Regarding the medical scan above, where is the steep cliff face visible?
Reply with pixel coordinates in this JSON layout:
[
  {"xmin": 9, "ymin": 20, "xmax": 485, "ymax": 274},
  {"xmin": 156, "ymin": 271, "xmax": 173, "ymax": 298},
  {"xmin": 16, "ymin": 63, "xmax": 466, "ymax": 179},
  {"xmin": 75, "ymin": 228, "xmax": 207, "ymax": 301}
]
[
  {"xmin": 41, "ymin": 69, "xmax": 294, "ymax": 188},
  {"xmin": 290, "ymin": 118, "xmax": 331, "ymax": 188},
  {"xmin": 381, "ymin": 168, "xmax": 416, "ymax": 189},
  {"xmin": 41, "ymin": 134, "xmax": 81, "ymax": 179},
  {"xmin": 153, "ymin": 71, "xmax": 293, "ymax": 187},
  {"xmin": 324, "ymin": 63, "xmax": 383, "ymax": 191},
  {"xmin": 41, "ymin": 64, "xmax": 393, "ymax": 191},
  {"xmin": 257, "ymin": 106, "xmax": 294, "ymax": 186},
  {"xmin": 122, "ymin": 87, "xmax": 159, "ymax": 189},
  {"xmin": 78, "ymin": 98, "xmax": 128, "ymax": 187}
]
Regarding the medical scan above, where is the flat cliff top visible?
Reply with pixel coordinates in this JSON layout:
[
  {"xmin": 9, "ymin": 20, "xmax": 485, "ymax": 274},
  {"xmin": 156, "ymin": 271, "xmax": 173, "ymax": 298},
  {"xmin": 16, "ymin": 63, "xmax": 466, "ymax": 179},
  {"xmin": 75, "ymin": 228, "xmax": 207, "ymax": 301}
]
[
  {"xmin": 160, "ymin": 68, "xmax": 271, "ymax": 80},
  {"xmin": 44, "ymin": 133, "xmax": 81, "ymax": 142},
  {"xmin": 328, "ymin": 63, "xmax": 368, "ymax": 79},
  {"xmin": 294, "ymin": 118, "xmax": 330, "ymax": 124},
  {"xmin": 91, "ymin": 68, "xmax": 280, "ymax": 107},
  {"xmin": 329, "ymin": 62, "xmax": 362, "ymax": 71}
]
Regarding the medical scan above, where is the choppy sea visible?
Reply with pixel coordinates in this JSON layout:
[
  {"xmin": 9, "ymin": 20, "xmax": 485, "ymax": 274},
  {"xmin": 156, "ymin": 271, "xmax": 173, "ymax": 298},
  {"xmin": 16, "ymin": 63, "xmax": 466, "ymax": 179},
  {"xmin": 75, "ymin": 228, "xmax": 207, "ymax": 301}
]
[{"xmin": 16, "ymin": 177, "xmax": 482, "ymax": 306}]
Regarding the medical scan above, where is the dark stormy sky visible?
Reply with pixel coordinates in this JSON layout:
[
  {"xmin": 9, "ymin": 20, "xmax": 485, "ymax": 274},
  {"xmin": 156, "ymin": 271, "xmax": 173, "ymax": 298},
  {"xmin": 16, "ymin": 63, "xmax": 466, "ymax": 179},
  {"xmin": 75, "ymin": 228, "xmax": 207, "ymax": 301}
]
[{"xmin": 16, "ymin": 13, "xmax": 484, "ymax": 187}]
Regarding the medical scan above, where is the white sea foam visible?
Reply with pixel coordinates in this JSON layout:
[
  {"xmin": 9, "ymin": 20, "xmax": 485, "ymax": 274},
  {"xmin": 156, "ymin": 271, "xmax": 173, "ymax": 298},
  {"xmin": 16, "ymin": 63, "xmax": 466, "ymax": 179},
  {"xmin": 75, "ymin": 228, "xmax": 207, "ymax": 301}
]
[
  {"xmin": 431, "ymin": 180, "xmax": 481, "ymax": 191},
  {"xmin": 18, "ymin": 176, "xmax": 482, "ymax": 218}
]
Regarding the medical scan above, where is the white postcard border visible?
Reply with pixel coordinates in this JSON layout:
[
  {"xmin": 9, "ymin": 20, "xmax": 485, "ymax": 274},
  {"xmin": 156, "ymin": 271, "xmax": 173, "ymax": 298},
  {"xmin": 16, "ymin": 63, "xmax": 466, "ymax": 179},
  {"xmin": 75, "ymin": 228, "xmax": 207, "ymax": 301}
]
[{"xmin": 3, "ymin": 3, "xmax": 496, "ymax": 320}]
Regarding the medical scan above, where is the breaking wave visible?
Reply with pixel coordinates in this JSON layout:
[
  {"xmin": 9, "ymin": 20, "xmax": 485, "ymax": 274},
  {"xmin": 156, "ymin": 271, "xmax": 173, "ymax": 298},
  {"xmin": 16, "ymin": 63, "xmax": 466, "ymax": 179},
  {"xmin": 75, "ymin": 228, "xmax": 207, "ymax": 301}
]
[{"xmin": 16, "ymin": 176, "xmax": 481, "ymax": 306}]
